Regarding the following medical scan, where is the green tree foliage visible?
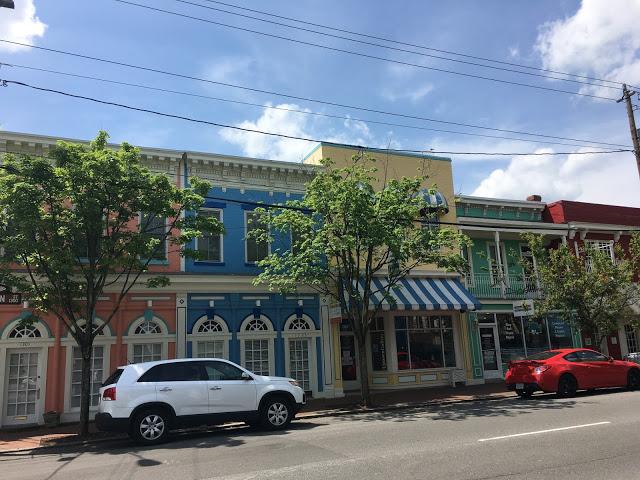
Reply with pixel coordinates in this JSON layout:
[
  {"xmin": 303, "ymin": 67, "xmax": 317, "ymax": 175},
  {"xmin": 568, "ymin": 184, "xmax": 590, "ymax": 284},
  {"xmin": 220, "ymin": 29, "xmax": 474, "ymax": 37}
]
[
  {"xmin": 250, "ymin": 155, "xmax": 471, "ymax": 406},
  {"xmin": 0, "ymin": 132, "xmax": 223, "ymax": 435},
  {"xmin": 522, "ymin": 232, "xmax": 640, "ymax": 348}
]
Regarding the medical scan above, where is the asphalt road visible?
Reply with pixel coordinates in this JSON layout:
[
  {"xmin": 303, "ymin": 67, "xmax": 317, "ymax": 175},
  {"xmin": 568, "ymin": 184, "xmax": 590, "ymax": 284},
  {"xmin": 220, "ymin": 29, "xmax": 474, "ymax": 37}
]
[{"xmin": 2, "ymin": 389, "xmax": 640, "ymax": 480}]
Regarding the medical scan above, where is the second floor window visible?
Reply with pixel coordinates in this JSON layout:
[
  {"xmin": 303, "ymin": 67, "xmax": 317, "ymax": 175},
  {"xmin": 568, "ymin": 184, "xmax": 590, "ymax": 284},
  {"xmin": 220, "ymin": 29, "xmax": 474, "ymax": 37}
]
[
  {"xmin": 140, "ymin": 213, "xmax": 167, "ymax": 261},
  {"xmin": 585, "ymin": 240, "xmax": 614, "ymax": 272},
  {"xmin": 196, "ymin": 209, "xmax": 222, "ymax": 262},
  {"xmin": 245, "ymin": 211, "xmax": 269, "ymax": 263}
]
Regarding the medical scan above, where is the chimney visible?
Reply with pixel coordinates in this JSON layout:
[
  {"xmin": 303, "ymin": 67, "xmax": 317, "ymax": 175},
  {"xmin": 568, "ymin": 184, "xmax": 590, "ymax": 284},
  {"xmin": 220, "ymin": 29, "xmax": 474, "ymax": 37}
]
[{"xmin": 526, "ymin": 195, "xmax": 541, "ymax": 202}]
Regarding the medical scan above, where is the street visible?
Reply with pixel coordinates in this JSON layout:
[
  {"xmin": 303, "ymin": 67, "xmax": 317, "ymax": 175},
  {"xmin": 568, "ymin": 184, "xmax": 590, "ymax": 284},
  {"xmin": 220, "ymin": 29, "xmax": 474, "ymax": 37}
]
[{"xmin": 2, "ymin": 389, "xmax": 640, "ymax": 480}]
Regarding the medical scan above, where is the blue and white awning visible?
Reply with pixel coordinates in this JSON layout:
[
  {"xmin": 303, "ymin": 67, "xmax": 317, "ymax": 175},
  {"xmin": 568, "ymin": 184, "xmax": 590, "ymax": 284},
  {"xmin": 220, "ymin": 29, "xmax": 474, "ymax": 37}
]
[
  {"xmin": 417, "ymin": 190, "xmax": 449, "ymax": 213},
  {"xmin": 357, "ymin": 277, "xmax": 481, "ymax": 311}
]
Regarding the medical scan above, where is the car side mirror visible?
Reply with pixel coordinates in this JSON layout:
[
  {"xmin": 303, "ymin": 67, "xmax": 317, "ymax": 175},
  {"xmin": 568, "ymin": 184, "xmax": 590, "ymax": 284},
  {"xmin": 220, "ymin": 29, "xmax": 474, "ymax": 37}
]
[{"xmin": 242, "ymin": 372, "xmax": 252, "ymax": 381}]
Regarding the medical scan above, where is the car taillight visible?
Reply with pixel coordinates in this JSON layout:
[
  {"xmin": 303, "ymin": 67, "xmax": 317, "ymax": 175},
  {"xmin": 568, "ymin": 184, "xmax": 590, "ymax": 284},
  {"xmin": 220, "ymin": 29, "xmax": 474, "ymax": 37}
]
[
  {"xmin": 533, "ymin": 365, "xmax": 550, "ymax": 374},
  {"xmin": 102, "ymin": 387, "xmax": 116, "ymax": 401}
]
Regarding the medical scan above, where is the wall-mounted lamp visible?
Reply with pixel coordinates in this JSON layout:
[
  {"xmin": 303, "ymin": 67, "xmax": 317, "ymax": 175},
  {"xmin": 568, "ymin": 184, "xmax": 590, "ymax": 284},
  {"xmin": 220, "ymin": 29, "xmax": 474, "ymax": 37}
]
[
  {"xmin": 209, "ymin": 300, "xmax": 214, "ymax": 308},
  {"xmin": 255, "ymin": 300, "xmax": 261, "ymax": 307},
  {"xmin": 298, "ymin": 300, "xmax": 303, "ymax": 307},
  {"xmin": 23, "ymin": 301, "xmax": 29, "ymax": 309},
  {"xmin": 147, "ymin": 300, "xmax": 153, "ymax": 308}
]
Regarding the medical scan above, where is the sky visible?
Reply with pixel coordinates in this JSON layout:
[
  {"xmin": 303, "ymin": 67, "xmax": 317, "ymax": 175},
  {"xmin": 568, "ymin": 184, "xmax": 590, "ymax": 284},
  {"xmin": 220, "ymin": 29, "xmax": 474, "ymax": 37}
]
[{"xmin": 1, "ymin": 0, "xmax": 640, "ymax": 207}]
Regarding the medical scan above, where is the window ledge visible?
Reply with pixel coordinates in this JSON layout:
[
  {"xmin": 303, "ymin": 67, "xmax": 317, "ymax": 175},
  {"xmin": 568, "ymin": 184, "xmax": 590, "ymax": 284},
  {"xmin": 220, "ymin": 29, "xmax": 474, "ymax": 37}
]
[{"xmin": 194, "ymin": 261, "xmax": 225, "ymax": 266}]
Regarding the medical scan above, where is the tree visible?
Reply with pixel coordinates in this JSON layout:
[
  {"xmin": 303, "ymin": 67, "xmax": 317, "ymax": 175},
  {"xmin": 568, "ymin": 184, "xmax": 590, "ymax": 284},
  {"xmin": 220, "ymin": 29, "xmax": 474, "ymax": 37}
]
[
  {"xmin": 522, "ymin": 232, "xmax": 640, "ymax": 348},
  {"xmin": 0, "ymin": 132, "xmax": 223, "ymax": 435},
  {"xmin": 250, "ymin": 155, "xmax": 471, "ymax": 406}
]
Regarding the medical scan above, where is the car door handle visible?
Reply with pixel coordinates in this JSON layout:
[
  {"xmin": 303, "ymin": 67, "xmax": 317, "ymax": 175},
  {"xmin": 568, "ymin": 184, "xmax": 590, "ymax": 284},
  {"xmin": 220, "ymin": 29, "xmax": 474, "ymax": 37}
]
[
  {"xmin": 158, "ymin": 387, "xmax": 172, "ymax": 392},
  {"xmin": 210, "ymin": 386, "xmax": 222, "ymax": 390}
]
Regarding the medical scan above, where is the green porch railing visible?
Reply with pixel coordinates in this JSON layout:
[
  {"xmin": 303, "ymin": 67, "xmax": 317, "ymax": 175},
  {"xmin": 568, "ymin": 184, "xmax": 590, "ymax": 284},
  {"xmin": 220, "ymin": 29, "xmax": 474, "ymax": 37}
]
[{"xmin": 464, "ymin": 273, "xmax": 543, "ymax": 300}]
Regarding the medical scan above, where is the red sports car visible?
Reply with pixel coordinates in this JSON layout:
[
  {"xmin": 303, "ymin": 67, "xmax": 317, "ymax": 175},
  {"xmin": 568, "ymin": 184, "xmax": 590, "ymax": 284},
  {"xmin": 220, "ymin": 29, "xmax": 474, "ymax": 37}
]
[{"xmin": 505, "ymin": 348, "xmax": 640, "ymax": 398}]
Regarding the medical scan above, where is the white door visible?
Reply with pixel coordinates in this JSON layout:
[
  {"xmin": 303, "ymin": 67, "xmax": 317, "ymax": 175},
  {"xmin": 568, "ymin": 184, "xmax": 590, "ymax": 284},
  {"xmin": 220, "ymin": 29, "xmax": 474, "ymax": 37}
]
[
  {"xmin": 4, "ymin": 349, "xmax": 41, "ymax": 426},
  {"xmin": 480, "ymin": 326, "xmax": 503, "ymax": 379},
  {"xmin": 288, "ymin": 339, "xmax": 311, "ymax": 395},
  {"xmin": 202, "ymin": 360, "xmax": 257, "ymax": 413}
]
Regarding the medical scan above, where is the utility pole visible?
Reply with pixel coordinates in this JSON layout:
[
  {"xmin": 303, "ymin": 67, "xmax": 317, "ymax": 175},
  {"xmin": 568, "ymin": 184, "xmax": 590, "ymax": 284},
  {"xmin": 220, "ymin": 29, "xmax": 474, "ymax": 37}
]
[{"xmin": 617, "ymin": 84, "xmax": 640, "ymax": 178}]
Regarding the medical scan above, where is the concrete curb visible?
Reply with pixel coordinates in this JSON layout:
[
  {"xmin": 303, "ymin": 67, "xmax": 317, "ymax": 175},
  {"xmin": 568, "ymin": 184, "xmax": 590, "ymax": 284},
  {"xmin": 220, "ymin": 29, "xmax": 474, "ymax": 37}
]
[{"xmin": 0, "ymin": 392, "xmax": 513, "ymax": 454}]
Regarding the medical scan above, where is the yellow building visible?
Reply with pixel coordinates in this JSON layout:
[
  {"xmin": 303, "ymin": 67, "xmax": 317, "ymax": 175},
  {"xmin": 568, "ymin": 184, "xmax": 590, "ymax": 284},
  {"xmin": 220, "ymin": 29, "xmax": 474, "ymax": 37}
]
[{"xmin": 303, "ymin": 143, "xmax": 481, "ymax": 395}]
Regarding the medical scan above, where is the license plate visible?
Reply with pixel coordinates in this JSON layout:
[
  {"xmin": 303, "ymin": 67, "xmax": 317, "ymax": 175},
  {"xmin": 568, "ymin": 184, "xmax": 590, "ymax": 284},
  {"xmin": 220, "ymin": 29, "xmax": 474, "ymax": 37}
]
[{"xmin": 516, "ymin": 383, "xmax": 524, "ymax": 389}]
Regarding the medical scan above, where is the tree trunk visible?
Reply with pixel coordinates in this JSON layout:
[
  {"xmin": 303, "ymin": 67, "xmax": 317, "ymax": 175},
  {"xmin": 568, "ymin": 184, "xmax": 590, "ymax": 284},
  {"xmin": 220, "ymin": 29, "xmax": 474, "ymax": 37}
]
[
  {"xmin": 78, "ymin": 343, "xmax": 93, "ymax": 436},
  {"xmin": 356, "ymin": 339, "xmax": 371, "ymax": 407}
]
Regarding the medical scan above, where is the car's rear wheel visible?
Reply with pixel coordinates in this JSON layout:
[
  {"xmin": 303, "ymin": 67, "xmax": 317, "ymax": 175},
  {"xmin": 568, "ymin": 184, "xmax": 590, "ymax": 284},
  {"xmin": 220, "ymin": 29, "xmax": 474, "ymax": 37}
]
[
  {"xmin": 557, "ymin": 373, "xmax": 578, "ymax": 398},
  {"xmin": 515, "ymin": 389, "xmax": 533, "ymax": 398},
  {"xmin": 627, "ymin": 368, "xmax": 640, "ymax": 390},
  {"xmin": 132, "ymin": 409, "xmax": 171, "ymax": 445},
  {"xmin": 260, "ymin": 396, "xmax": 293, "ymax": 430}
]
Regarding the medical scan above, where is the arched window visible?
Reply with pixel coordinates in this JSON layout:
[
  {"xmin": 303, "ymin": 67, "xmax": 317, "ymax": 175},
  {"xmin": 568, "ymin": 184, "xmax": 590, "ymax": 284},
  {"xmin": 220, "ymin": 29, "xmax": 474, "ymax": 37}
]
[
  {"xmin": 288, "ymin": 318, "xmax": 310, "ymax": 330},
  {"xmin": 238, "ymin": 315, "xmax": 275, "ymax": 376},
  {"xmin": 134, "ymin": 321, "xmax": 162, "ymax": 335},
  {"xmin": 125, "ymin": 317, "xmax": 169, "ymax": 364},
  {"xmin": 9, "ymin": 324, "xmax": 42, "ymax": 338},
  {"xmin": 282, "ymin": 314, "xmax": 320, "ymax": 396},
  {"xmin": 189, "ymin": 316, "xmax": 231, "ymax": 359}
]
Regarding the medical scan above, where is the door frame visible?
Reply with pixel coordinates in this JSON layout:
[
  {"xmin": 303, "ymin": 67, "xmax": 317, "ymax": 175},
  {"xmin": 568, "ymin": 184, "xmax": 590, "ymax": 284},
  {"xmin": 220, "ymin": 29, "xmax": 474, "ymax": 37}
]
[
  {"xmin": 479, "ymin": 325, "xmax": 503, "ymax": 379},
  {"xmin": 2, "ymin": 346, "xmax": 48, "ymax": 427}
]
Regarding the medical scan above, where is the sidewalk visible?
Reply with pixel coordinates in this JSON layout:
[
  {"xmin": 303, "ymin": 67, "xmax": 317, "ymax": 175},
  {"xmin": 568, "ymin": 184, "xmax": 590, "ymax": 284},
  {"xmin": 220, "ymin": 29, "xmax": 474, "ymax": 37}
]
[{"xmin": 0, "ymin": 381, "xmax": 510, "ymax": 452}]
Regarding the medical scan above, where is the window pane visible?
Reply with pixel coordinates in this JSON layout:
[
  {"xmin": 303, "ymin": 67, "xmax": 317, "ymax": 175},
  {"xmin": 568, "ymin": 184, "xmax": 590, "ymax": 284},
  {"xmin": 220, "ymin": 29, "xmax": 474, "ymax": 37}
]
[
  {"xmin": 497, "ymin": 314, "xmax": 525, "ymax": 362},
  {"xmin": 141, "ymin": 213, "xmax": 167, "ymax": 260},
  {"xmin": 370, "ymin": 331, "xmax": 387, "ymax": 371},
  {"xmin": 245, "ymin": 212, "xmax": 268, "ymax": 263},
  {"xmin": 197, "ymin": 210, "xmax": 222, "ymax": 262}
]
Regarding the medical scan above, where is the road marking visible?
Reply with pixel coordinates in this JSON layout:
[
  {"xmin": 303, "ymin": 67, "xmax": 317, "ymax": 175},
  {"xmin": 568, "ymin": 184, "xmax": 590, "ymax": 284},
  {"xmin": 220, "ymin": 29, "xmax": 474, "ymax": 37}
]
[{"xmin": 478, "ymin": 421, "xmax": 610, "ymax": 442}]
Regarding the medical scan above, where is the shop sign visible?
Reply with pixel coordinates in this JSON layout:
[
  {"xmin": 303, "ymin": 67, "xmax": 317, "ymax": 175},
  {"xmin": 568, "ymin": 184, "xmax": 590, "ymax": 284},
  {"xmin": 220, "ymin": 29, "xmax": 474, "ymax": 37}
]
[
  {"xmin": 513, "ymin": 299, "xmax": 534, "ymax": 317},
  {"xmin": 329, "ymin": 306, "xmax": 342, "ymax": 324},
  {"xmin": 0, "ymin": 284, "xmax": 21, "ymax": 305}
]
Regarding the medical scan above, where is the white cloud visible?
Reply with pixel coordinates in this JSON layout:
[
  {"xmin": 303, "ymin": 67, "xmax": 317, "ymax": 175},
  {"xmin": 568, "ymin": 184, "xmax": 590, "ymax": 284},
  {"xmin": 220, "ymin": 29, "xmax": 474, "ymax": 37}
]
[
  {"xmin": 535, "ymin": 0, "xmax": 640, "ymax": 96},
  {"xmin": 219, "ymin": 104, "xmax": 403, "ymax": 161},
  {"xmin": 0, "ymin": 0, "xmax": 47, "ymax": 52},
  {"xmin": 471, "ymin": 148, "xmax": 640, "ymax": 207},
  {"xmin": 509, "ymin": 45, "xmax": 520, "ymax": 59},
  {"xmin": 381, "ymin": 84, "xmax": 434, "ymax": 103},
  {"xmin": 203, "ymin": 56, "xmax": 253, "ymax": 84}
]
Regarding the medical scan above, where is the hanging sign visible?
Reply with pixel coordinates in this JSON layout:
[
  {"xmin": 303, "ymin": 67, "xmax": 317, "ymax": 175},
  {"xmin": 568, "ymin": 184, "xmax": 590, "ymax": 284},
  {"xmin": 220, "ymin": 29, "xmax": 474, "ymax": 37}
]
[
  {"xmin": 513, "ymin": 299, "xmax": 534, "ymax": 317},
  {"xmin": 0, "ymin": 285, "xmax": 21, "ymax": 305}
]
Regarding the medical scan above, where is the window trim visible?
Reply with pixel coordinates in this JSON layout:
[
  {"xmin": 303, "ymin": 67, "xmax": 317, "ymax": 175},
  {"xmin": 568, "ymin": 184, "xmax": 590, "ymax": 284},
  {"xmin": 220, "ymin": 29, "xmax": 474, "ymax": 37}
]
[
  {"xmin": 188, "ymin": 315, "xmax": 232, "ymax": 359},
  {"xmin": 244, "ymin": 210, "xmax": 270, "ymax": 265},
  {"xmin": 195, "ymin": 208, "xmax": 224, "ymax": 264},
  {"xmin": 237, "ymin": 314, "xmax": 275, "ymax": 376}
]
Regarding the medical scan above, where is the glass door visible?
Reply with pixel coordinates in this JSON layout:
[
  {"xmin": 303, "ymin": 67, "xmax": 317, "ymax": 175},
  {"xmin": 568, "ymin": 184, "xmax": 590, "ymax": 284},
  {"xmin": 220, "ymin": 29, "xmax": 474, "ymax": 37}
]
[
  {"xmin": 480, "ymin": 326, "xmax": 503, "ymax": 379},
  {"xmin": 340, "ymin": 334, "xmax": 359, "ymax": 390},
  {"xmin": 4, "ymin": 349, "xmax": 41, "ymax": 426},
  {"xmin": 288, "ymin": 339, "xmax": 311, "ymax": 396}
]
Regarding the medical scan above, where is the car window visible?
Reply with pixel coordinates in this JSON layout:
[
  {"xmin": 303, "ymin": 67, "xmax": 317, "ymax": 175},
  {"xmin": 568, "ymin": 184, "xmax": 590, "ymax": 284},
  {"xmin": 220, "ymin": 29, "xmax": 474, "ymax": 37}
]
[
  {"xmin": 202, "ymin": 361, "xmax": 245, "ymax": 381},
  {"xmin": 103, "ymin": 367, "xmax": 124, "ymax": 386},
  {"xmin": 138, "ymin": 362, "xmax": 204, "ymax": 382},
  {"xmin": 525, "ymin": 351, "xmax": 562, "ymax": 361},
  {"xmin": 563, "ymin": 352, "xmax": 581, "ymax": 363},
  {"xmin": 579, "ymin": 350, "xmax": 609, "ymax": 362}
]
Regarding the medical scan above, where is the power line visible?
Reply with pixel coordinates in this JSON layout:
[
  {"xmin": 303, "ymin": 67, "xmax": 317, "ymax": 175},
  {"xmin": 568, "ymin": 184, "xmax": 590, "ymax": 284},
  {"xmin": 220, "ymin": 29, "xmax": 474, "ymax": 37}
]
[
  {"xmin": 0, "ymin": 79, "xmax": 633, "ymax": 157},
  {"xmin": 0, "ymin": 42, "xmax": 630, "ymax": 149},
  {"xmin": 174, "ymin": 0, "xmax": 619, "ymax": 92},
  {"xmin": 115, "ymin": 0, "xmax": 619, "ymax": 101},
  {"xmin": 7, "ymin": 62, "xmax": 620, "ymax": 151},
  {"xmin": 193, "ymin": 0, "xmax": 640, "ymax": 91}
]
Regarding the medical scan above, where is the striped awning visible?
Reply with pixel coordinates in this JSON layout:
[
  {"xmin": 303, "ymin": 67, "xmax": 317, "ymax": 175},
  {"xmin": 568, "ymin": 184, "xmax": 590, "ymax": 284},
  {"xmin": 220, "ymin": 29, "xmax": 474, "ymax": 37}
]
[
  {"xmin": 417, "ymin": 189, "xmax": 449, "ymax": 213},
  {"xmin": 358, "ymin": 277, "xmax": 481, "ymax": 311}
]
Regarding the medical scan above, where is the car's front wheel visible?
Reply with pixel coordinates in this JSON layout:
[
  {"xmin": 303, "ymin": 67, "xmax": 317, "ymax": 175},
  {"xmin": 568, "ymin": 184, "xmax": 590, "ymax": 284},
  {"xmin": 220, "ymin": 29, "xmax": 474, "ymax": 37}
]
[
  {"xmin": 557, "ymin": 373, "xmax": 578, "ymax": 398},
  {"xmin": 627, "ymin": 368, "xmax": 640, "ymax": 390},
  {"xmin": 260, "ymin": 396, "xmax": 293, "ymax": 430},
  {"xmin": 132, "ymin": 409, "xmax": 171, "ymax": 445}
]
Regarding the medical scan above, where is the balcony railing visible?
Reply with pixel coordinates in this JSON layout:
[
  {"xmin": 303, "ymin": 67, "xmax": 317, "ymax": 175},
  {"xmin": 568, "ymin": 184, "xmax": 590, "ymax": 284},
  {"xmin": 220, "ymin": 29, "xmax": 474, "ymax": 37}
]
[{"xmin": 464, "ymin": 273, "xmax": 543, "ymax": 300}]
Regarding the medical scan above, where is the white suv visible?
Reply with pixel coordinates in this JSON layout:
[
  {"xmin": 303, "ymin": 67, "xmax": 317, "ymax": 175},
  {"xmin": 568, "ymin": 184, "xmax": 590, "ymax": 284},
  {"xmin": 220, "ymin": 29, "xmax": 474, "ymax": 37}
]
[{"xmin": 96, "ymin": 358, "xmax": 306, "ymax": 445}]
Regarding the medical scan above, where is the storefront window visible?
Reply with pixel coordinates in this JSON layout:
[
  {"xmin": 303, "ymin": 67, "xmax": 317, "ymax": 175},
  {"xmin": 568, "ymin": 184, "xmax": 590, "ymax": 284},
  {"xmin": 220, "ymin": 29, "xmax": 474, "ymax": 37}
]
[
  {"xmin": 522, "ymin": 317, "xmax": 548, "ymax": 355},
  {"xmin": 548, "ymin": 315, "xmax": 574, "ymax": 349},
  {"xmin": 497, "ymin": 314, "xmax": 525, "ymax": 362},
  {"xmin": 394, "ymin": 315, "xmax": 455, "ymax": 370},
  {"xmin": 370, "ymin": 317, "xmax": 387, "ymax": 371}
]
